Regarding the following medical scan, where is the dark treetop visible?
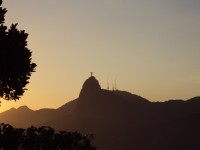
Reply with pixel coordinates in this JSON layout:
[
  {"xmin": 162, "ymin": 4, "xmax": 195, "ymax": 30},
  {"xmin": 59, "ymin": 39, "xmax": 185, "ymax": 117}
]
[{"xmin": 0, "ymin": 0, "xmax": 36, "ymax": 100}]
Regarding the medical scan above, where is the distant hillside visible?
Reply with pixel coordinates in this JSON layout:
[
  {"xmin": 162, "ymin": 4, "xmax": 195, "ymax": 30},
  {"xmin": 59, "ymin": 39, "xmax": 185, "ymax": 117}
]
[
  {"xmin": 0, "ymin": 75, "xmax": 200, "ymax": 150},
  {"xmin": 0, "ymin": 106, "xmax": 56, "ymax": 128}
]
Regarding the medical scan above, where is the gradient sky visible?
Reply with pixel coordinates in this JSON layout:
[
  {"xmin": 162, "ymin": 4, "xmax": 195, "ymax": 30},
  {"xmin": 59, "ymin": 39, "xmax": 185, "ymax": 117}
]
[{"xmin": 1, "ymin": 0, "xmax": 200, "ymax": 112}]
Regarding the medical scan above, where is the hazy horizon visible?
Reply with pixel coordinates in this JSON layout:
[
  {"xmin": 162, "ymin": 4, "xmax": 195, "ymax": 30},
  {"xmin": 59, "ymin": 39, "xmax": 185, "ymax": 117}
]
[{"xmin": 1, "ymin": 0, "xmax": 200, "ymax": 112}]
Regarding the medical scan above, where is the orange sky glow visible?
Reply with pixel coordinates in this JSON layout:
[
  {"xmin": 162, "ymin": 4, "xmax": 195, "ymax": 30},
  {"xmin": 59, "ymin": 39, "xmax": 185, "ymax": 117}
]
[{"xmin": 1, "ymin": 0, "xmax": 200, "ymax": 112}]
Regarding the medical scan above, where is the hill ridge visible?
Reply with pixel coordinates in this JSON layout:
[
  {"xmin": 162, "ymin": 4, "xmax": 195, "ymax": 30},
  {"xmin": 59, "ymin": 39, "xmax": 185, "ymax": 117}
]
[{"xmin": 0, "ymin": 76, "xmax": 199, "ymax": 150}]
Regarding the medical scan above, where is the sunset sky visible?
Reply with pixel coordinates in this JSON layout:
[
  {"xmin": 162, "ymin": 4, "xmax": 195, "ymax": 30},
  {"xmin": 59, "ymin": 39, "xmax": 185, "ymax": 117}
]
[{"xmin": 1, "ymin": 0, "xmax": 200, "ymax": 112}]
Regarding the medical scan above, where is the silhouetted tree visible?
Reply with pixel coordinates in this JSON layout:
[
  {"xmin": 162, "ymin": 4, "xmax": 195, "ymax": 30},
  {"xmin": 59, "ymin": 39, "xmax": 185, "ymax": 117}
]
[
  {"xmin": 0, "ymin": 0, "xmax": 36, "ymax": 101},
  {"xmin": 0, "ymin": 123, "xmax": 96, "ymax": 150}
]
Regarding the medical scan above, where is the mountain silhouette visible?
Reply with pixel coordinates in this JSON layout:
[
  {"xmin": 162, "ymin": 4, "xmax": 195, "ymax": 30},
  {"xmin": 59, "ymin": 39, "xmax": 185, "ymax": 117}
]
[{"xmin": 0, "ymin": 75, "xmax": 200, "ymax": 150}]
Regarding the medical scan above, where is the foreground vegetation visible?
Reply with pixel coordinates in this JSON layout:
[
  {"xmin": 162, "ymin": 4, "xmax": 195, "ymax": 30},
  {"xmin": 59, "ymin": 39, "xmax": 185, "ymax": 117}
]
[{"xmin": 0, "ymin": 123, "xmax": 96, "ymax": 150}]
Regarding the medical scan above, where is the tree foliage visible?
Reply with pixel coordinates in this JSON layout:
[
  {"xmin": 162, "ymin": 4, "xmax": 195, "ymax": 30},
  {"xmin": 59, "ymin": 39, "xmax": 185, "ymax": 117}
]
[
  {"xmin": 0, "ymin": 123, "xmax": 96, "ymax": 150},
  {"xmin": 0, "ymin": 0, "xmax": 36, "ymax": 100}
]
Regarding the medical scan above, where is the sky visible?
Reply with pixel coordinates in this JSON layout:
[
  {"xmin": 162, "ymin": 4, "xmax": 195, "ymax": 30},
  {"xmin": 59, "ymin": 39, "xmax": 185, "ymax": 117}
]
[{"xmin": 1, "ymin": 0, "xmax": 200, "ymax": 112}]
